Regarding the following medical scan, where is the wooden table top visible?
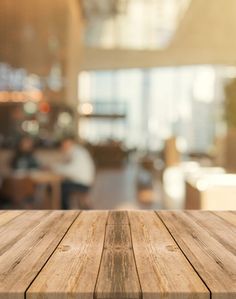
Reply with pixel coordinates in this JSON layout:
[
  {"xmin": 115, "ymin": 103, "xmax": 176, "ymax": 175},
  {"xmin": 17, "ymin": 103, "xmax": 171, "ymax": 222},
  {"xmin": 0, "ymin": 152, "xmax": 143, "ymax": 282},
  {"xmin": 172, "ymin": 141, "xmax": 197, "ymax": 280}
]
[{"xmin": 0, "ymin": 210, "xmax": 235, "ymax": 299}]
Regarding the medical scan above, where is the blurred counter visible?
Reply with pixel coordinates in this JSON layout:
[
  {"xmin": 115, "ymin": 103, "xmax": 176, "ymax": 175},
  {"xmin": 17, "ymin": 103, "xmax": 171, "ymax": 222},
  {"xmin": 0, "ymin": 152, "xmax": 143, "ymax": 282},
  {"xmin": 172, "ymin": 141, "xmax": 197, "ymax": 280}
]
[{"xmin": 186, "ymin": 173, "xmax": 236, "ymax": 210}]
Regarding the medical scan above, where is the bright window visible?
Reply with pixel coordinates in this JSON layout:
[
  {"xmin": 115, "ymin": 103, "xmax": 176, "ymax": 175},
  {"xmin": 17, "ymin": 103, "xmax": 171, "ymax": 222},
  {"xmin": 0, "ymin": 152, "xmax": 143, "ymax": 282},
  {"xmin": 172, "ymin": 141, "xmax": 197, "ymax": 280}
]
[{"xmin": 78, "ymin": 66, "xmax": 227, "ymax": 153}]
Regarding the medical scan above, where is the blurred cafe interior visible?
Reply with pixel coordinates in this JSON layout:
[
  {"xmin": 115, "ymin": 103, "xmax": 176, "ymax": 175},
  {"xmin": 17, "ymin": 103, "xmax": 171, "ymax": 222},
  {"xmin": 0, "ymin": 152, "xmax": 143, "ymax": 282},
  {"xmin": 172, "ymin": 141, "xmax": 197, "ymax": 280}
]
[{"xmin": 1, "ymin": 0, "xmax": 236, "ymax": 210}]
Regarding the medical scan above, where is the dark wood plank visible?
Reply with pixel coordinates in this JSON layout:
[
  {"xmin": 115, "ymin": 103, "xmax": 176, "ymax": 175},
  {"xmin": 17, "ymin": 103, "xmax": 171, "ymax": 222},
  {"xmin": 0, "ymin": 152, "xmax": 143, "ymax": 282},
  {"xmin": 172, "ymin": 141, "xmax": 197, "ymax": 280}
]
[
  {"xmin": 158, "ymin": 211, "xmax": 236, "ymax": 299},
  {"xmin": 104, "ymin": 211, "xmax": 131, "ymax": 249},
  {"xmin": 95, "ymin": 211, "xmax": 141, "ymax": 299},
  {"xmin": 0, "ymin": 211, "xmax": 78, "ymax": 299},
  {"xmin": 107, "ymin": 211, "xmax": 129, "ymax": 225},
  {"xmin": 27, "ymin": 211, "xmax": 108, "ymax": 299},
  {"xmin": 104, "ymin": 224, "xmax": 132, "ymax": 249},
  {"xmin": 129, "ymin": 211, "xmax": 209, "ymax": 299}
]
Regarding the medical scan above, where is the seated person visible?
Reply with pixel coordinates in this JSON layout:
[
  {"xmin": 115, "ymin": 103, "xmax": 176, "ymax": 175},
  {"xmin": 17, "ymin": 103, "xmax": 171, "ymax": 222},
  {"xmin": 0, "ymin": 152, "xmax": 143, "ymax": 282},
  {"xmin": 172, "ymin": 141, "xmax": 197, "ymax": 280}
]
[
  {"xmin": 53, "ymin": 136, "xmax": 95, "ymax": 209},
  {"xmin": 11, "ymin": 136, "xmax": 39, "ymax": 171},
  {"xmin": 2, "ymin": 136, "xmax": 40, "ymax": 208}
]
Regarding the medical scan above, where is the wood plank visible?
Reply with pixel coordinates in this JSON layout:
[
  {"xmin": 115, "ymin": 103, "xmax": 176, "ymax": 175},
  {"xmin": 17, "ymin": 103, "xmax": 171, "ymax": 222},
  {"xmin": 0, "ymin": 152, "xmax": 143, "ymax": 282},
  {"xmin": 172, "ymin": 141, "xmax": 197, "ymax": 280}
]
[
  {"xmin": 0, "ymin": 211, "xmax": 51, "ymax": 256},
  {"xmin": 0, "ymin": 211, "xmax": 78, "ymax": 299},
  {"xmin": 186, "ymin": 211, "xmax": 236, "ymax": 255},
  {"xmin": 104, "ymin": 224, "xmax": 132, "ymax": 249},
  {"xmin": 95, "ymin": 211, "xmax": 141, "ymax": 299},
  {"xmin": 107, "ymin": 210, "xmax": 129, "ymax": 225},
  {"xmin": 158, "ymin": 211, "xmax": 236, "ymax": 299},
  {"xmin": 105, "ymin": 211, "xmax": 131, "ymax": 249},
  {"xmin": 95, "ymin": 250, "xmax": 140, "ymax": 299},
  {"xmin": 213, "ymin": 211, "xmax": 236, "ymax": 226},
  {"xmin": 0, "ymin": 210, "xmax": 24, "ymax": 227},
  {"xmin": 129, "ymin": 211, "xmax": 209, "ymax": 299},
  {"xmin": 27, "ymin": 211, "xmax": 108, "ymax": 299}
]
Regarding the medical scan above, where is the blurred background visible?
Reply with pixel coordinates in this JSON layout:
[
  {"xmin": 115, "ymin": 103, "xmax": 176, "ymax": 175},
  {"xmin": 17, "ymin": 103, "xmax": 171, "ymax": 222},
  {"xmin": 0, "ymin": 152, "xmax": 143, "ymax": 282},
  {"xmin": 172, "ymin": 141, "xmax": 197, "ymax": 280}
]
[{"xmin": 1, "ymin": 0, "xmax": 236, "ymax": 210}]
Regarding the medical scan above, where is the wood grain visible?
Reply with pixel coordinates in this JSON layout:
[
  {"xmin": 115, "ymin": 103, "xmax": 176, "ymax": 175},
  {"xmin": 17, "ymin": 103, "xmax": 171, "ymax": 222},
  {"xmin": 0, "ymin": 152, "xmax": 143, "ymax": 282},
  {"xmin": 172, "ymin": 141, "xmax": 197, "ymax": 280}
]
[
  {"xmin": 0, "ymin": 211, "xmax": 236, "ymax": 299},
  {"xmin": 0, "ymin": 211, "xmax": 50, "ymax": 256},
  {"xmin": 95, "ymin": 211, "xmax": 141, "ymax": 299},
  {"xmin": 0, "ymin": 210, "xmax": 24, "ymax": 227},
  {"xmin": 213, "ymin": 211, "xmax": 236, "ymax": 226},
  {"xmin": 107, "ymin": 211, "xmax": 129, "ymax": 225},
  {"xmin": 0, "ymin": 211, "xmax": 78, "ymax": 299},
  {"xmin": 186, "ymin": 211, "xmax": 236, "ymax": 255},
  {"xmin": 129, "ymin": 211, "xmax": 209, "ymax": 299},
  {"xmin": 158, "ymin": 211, "xmax": 236, "ymax": 299},
  {"xmin": 27, "ymin": 211, "xmax": 108, "ymax": 299},
  {"xmin": 104, "ymin": 224, "xmax": 132, "ymax": 250}
]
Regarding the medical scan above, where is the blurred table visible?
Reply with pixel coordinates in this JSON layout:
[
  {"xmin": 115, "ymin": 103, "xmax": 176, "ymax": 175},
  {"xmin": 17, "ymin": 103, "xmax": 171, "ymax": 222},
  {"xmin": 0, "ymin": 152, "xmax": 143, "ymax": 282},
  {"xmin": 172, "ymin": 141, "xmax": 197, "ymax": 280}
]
[
  {"xmin": 29, "ymin": 171, "xmax": 62, "ymax": 209},
  {"xmin": 186, "ymin": 173, "xmax": 236, "ymax": 210},
  {"xmin": 163, "ymin": 164, "xmax": 225, "ymax": 209},
  {"xmin": 0, "ymin": 210, "xmax": 236, "ymax": 298},
  {"xmin": 1, "ymin": 170, "xmax": 62, "ymax": 209}
]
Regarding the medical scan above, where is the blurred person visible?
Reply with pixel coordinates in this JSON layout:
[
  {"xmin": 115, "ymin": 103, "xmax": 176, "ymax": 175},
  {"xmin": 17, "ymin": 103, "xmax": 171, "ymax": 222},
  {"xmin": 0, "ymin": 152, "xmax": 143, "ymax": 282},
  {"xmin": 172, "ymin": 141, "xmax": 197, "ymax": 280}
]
[
  {"xmin": 0, "ymin": 136, "xmax": 40, "ymax": 209},
  {"xmin": 53, "ymin": 136, "xmax": 95, "ymax": 209},
  {"xmin": 11, "ymin": 136, "xmax": 39, "ymax": 171}
]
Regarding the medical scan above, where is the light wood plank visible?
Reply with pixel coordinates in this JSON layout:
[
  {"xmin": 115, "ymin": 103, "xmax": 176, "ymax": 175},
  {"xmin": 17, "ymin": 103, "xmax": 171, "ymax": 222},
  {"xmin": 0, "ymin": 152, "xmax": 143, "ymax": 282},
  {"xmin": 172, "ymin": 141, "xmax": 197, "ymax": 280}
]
[
  {"xmin": 0, "ymin": 211, "xmax": 78, "ymax": 299},
  {"xmin": 27, "ymin": 211, "xmax": 108, "ymax": 299},
  {"xmin": 129, "ymin": 211, "xmax": 209, "ymax": 299},
  {"xmin": 186, "ymin": 211, "xmax": 236, "ymax": 255},
  {"xmin": 213, "ymin": 211, "xmax": 236, "ymax": 226},
  {"xmin": 158, "ymin": 211, "xmax": 236, "ymax": 299},
  {"xmin": 0, "ymin": 211, "xmax": 51, "ymax": 256},
  {"xmin": 95, "ymin": 211, "xmax": 141, "ymax": 299},
  {"xmin": 0, "ymin": 210, "xmax": 24, "ymax": 227}
]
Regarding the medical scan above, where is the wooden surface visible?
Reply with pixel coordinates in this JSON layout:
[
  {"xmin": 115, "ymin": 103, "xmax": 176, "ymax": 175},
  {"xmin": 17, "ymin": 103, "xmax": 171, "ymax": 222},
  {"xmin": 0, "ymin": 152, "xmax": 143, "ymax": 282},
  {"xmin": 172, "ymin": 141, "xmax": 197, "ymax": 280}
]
[{"xmin": 0, "ymin": 211, "xmax": 236, "ymax": 299}]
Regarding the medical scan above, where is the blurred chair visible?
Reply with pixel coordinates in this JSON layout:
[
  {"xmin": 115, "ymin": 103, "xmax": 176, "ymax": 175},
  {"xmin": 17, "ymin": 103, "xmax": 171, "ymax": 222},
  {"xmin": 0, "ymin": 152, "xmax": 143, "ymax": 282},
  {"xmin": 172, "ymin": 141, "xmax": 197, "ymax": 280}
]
[{"xmin": 69, "ymin": 191, "xmax": 92, "ymax": 210}]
